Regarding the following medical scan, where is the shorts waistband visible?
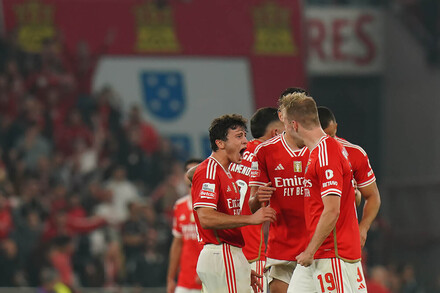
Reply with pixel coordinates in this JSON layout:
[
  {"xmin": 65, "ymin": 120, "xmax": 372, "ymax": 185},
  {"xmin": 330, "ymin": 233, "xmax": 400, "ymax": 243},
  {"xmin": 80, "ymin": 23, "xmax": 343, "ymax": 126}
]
[{"xmin": 204, "ymin": 243, "xmax": 242, "ymax": 253}]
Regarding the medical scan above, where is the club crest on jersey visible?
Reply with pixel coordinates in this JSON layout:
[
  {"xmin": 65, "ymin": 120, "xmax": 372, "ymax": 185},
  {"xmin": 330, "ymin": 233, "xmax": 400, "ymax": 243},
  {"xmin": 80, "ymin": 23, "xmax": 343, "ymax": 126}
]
[
  {"xmin": 293, "ymin": 161, "xmax": 302, "ymax": 173},
  {"xmin": 251, "ymin": 161, "xmax": 258, "ymax": 170}
]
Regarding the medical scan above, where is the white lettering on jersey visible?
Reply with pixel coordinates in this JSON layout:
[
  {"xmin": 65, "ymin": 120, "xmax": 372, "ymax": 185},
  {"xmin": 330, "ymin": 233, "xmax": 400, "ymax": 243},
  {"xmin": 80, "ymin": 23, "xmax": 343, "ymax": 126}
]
[
  {"xmin": 325, "ymin": 169, "xmax": 334, "ymax": 180},
  {"xmin": 274, "ymin": 175, "xmax": 304, "ymax": 187}
]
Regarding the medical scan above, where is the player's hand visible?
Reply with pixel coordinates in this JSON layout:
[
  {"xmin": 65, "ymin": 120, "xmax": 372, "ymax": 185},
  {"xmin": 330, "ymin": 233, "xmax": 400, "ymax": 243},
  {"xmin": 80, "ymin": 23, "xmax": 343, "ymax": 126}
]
[
  {"xmin": 195, "ymin": 275, "xmax": 202, "ymax": 285},
  {"xmin": 359, "ymin": 224, "xmax": 368, "ymax": 249},
  {"xmin": 296, "ymin": 251, "xmax": 314, "ymax": 267},
  {"xmin": 355, "ymin": 188, "xmax": 362, "ymax": 207},
  {"xmin": 255, "ymin": 182, "xmax": 276, "ymax": 206},
  {"xmin": 250, "ymin": 269, "xmax": 263, "ymax": 293},
  {"xmin": 166, "ymin": 278, "xmax": 176, "ymax": 293},
  {"xmin": 251, "ymin": 206, "xmax": 276, "ymax": 225}
]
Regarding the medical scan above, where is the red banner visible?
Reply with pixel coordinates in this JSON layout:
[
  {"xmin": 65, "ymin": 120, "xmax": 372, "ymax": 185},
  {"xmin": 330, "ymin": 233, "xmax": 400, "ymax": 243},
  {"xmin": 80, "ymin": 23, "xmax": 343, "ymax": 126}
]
[{"xmin": 2, "ymin": 0, "xmax": 306, "ymax": 108}]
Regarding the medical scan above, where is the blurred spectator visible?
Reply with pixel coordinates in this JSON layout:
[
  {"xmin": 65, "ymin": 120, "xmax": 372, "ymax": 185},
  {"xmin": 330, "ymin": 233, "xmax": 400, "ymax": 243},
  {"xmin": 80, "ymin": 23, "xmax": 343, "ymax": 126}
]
[
  {"xmin": 125, "ymin": 105, "xmax": 160, "ymax": 155},
  {"xmin": 367, "ymin": 266, "xmax": 392, "ymax": 293},
  {"xmin": 55, "ymin": 109, "xmax": 93, "ymax": 156},
  {"xmin": 14, "ymin": 123, "xmax": 51, "ymax": 172},
  {"xmin": 104, "ymin": 166, "xmax": 140, "ymax": 225},
  {"xmin": 0, "ymin": 193, "xmax": 13, "ymax": 240},
  {"xmin": 401, "ymin": 264, "xmax": 423, "ymax": 293},
  {"xmin": 121, "ymin": 202, "xmax": 146, "ymax": 269},
  {"xmin": 0, "ymin": 239, "xmax": 21, "ymax": 287},
  {"xmin": 49, "ymin": 236, "xmax": 75, "ymax": 289},
  {"xmin": 11, "ymin": 209, "xmax": 44, "ymax": 267},
  {"xmin": 37, "ymin": 268, "xmax": 72, "ymax": 293},
  {"xmin": 129, "ymin": 229, "xmax": 167, "ymax": 287}
]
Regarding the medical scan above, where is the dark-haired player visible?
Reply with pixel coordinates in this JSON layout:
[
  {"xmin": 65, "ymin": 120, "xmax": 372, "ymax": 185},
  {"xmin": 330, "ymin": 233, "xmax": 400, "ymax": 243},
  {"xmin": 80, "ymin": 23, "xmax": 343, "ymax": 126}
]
[
  {"xmin": 192, "ymin": 114, "xmax": 277, "ymax": 293},
  {"xmin": 229, "ymin": 107, "xmax": 284, "ymax": 292},
  {"xmin": 318, "ymin": 106, "xmax": 380, "ymax": 248}
]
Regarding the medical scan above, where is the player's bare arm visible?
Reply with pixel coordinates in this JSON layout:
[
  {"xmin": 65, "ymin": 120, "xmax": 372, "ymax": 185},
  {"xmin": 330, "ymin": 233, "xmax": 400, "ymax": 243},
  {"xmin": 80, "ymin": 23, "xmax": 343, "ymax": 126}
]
[
  {"xmin": 166, "ymin": 236, "xmax": 183, "ymax": 293},
  {"xmin": 248, "ymin": 183, "xmax": 276, "ymax": 213},
  {"xmin": 296, "ymin": 195, "xmax": 340, "ymax": 267},
  {"xmin": 358, "ymin": 181, "xmax": 381, "ymax": 248},
  {"xmin": 196, "ymin": 206, "xmax": 276, "ymax": 229}
]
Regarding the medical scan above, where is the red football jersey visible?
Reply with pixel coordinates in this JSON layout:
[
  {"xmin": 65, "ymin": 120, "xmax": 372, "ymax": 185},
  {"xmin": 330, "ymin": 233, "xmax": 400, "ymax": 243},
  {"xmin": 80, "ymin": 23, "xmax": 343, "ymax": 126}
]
[
  {"xmin": 336, "ymin": 137, "xmax": 376, "ymax": 188},
  {"xmin": 304, "ymin": 135, "xmax": 361, "ymax": 261},
  {"xmin": 229, "ymin": 140, "xmax": 266, "ymax": 262},
  {"xmin": 172, "ymin": 195, "xmax": 202, "ymax": 289},
  {"xmin": 192, "ymin": 156, "xmax": 244, "ymax": 247},
  {"xmin": 249, "ymin": 134, "xmax": 309, "ymax": 261}
]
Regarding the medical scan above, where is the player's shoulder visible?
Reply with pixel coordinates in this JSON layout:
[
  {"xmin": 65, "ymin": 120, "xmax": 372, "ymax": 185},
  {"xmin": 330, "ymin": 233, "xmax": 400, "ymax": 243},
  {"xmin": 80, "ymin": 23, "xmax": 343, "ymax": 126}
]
[
  {"xmin": 254, "ymin": 134, "xmax": 282, "ymax": 153},
  {"xmin": 246, "ymin": 139, "xmax": 261, "ymax": 153},
  {"xmin": 335, "ymin": 136, "xmax": 367, "ymax": 156},
  {"xmin": 194, "ymin": 157, "xmax": 222, "ymax": 181}
]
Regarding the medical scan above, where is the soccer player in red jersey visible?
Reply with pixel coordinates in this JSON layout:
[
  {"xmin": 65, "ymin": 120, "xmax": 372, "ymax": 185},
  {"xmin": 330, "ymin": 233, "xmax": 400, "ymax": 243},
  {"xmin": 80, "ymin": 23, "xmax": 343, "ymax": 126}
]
[
  {"xmin": 248, "ymin": 107, "xmax": 310, "ymax": 293},
  {"xmin": 229, "ymin": 108, "xmax": 284, "ymax": 293},
  {"xmin": 281, "ymin": 93, "xmax": 368, "ymax": 293},
  {"xmin": 167, "ymin": 159, "xmax": 204, "ymax": 293},
  {"xmin": 192, "ymin": 114, "xmax": 277, "ymax": 293},
  {"xmin": 318, "ymin": 106, "xmax": 381, "ymax": 248}
]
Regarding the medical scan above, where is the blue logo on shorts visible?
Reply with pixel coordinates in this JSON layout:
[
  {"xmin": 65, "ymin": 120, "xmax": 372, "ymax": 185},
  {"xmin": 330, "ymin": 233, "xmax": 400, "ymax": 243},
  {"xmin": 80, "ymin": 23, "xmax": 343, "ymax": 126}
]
[{"xmin": 140, "ymin": 71, "xmax": 186, "ymax": 120}]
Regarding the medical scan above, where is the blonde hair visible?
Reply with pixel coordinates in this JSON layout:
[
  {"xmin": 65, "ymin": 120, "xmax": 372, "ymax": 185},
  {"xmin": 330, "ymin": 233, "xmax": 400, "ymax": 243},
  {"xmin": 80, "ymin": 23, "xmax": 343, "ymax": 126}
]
[{"xmin": 281, "ymin": 93, "xmax": 320, "ymax": 130}]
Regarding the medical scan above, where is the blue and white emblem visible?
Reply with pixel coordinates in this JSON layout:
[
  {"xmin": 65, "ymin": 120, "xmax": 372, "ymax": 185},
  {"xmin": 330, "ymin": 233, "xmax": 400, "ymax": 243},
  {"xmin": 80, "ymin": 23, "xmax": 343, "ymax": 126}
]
[{"xmin": 141, "ymin": 71, "xmax": 186, "ymax": 120}]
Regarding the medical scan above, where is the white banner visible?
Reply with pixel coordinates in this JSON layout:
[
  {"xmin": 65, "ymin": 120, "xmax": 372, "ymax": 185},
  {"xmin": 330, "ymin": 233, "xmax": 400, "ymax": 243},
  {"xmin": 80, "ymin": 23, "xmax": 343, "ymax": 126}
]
[
  {"xmin": 306, "ymin": 7, "xmax": 384, "ymax": 75},
  {"xmin": 93, "ymin": 57, "xmax": 254, "ymax": 158}
]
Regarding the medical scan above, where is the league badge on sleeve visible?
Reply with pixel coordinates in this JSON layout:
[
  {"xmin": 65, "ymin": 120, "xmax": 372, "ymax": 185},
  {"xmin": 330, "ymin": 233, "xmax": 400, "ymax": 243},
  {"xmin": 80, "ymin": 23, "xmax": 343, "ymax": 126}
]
[
  {"xmin": 250, "ymin": 161, "xmax": 260, "ymax": 178},
  {"xmin": 200, "ymin": 183, "xmax": 216, "ymax": 199}
]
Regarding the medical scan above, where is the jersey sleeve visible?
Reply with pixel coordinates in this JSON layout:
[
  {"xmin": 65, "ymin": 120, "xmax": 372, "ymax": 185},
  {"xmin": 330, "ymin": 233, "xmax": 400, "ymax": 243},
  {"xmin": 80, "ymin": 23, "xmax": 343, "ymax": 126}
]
[
  {"xmin": 193, "ymin": 165, "xmax": 220, "ymax": 210},
  {"xmin": 353, "ymin": 150, "xmax": 376, "ymax": 188},
  {"xmin": 172, "ymin": 204, "xmax": 183, "ymax": 238},
  {"xmin": 316, "ymin": 145, "xmax": 344, "ymax": 198},
  {"xmin": 249, "ymin": 148, "xmax": 269, "ymax": 187}
]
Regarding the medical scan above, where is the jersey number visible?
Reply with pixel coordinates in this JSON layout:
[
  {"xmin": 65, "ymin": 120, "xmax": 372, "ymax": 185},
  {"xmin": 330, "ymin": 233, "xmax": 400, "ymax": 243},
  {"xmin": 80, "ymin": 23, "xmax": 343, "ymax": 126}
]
[
  {"xmin": 235, "ymin": 179, "xmax": 248, "ymax": 210},
  {"xmin": 317, "ymin": 273, "xmax": 335, "ymax": 292}
]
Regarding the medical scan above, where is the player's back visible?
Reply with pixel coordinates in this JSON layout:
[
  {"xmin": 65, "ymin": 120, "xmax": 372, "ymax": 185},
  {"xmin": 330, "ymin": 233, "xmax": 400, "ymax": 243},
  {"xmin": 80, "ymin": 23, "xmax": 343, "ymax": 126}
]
[
  {"xmin": 335, "ymin": 136, "xmax": 376, "ymax": 188},
  {"xmin": 250, "ymin": 134, "xmax": 309, "ymax": 261}
]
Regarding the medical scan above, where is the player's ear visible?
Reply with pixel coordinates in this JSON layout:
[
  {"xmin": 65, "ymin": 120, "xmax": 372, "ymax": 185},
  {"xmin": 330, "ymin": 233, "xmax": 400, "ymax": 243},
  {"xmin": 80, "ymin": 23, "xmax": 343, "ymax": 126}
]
[{"xmin": 215, "ymin": 139, "xmax": 226, "ymax": 150}]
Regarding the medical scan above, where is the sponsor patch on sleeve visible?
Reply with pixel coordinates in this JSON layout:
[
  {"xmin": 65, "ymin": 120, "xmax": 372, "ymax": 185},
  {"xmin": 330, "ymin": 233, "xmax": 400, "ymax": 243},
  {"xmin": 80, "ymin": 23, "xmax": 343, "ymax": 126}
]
[
  {"xmin": 251, "ymin": 161, "xmax": 259, "ymax": 170},
  {"xmin": 202, "ymin": 183, "xmax": 215, "ymax": 192}
]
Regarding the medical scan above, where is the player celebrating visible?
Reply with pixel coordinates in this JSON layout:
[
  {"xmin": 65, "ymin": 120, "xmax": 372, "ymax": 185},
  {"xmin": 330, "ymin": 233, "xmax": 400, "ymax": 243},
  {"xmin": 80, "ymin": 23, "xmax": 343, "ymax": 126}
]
[
  {"xmin": 281, "ymin": 93, "xmax": 368, "ymax": 293},
  {"xmin": 318, "ymin": 106, "xmax": 381, "ymax": 248},
  {"xmin": 167, "ymin": 159, "xmax": 204, "ymax": 293},
  {"xmin": 192, "ymin": 114, "xmax": 277, "ymax": 293},
  {"xmin": 248, "ymin": 106, "xmax": 309, "ymax": 293},
  {"xmin": 229, "ymin": 107, "xmax": 285, "ymax": 292}
]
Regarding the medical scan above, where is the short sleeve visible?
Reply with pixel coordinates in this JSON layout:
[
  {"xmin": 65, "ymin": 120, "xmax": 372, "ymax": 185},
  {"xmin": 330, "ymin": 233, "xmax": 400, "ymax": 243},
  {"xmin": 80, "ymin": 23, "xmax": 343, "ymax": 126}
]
[
  {"xmin": 316, "ymin": 145, "xmax": 344, "ymax": 198},
  {"xmin": 172, "ymin": 204, "xmax": 182, "ymax": 238},
  {"xmin": 353, "ymin": 150, "xmax": 376, "ymax": 188},
  {"xmin": 249, "ymin": 148, "xmax": 269, "ymax": 187},
  {"xmin": 193, "ymin": 164, "xmax": 220, "ymax": 210}
]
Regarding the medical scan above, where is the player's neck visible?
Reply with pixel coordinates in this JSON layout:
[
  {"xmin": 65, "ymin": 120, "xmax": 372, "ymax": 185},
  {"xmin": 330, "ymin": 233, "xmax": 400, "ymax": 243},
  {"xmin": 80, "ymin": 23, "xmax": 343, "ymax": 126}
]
[
  {"xmin": 304, "ymin": 128, "xmax": 327, "ymax": 150},
  {"xmin": 284, "ymin": 132, "xmax": 300, "ymax": 151},
  {"xmin": 211, "ymin": 152, "xmax": 231, "ymax": 170}
]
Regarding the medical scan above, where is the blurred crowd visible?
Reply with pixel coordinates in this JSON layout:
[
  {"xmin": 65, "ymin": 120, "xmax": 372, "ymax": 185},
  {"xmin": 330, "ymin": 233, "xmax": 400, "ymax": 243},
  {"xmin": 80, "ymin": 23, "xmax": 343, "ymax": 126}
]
[
  {"xmin": 0, "ymin": 32, "xmax": 188, "ymax": 291},
  {"xmin": 0, "ymin": 28, "xmax": 436, "ymax": 292}
]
